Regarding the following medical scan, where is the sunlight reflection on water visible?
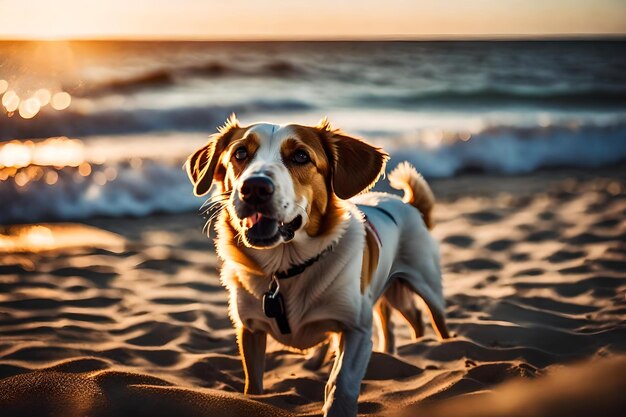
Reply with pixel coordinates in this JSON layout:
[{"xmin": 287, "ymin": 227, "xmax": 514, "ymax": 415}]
[
  {"xmin": 0, "ymin": 223, "xmax": 125, "ymax": 253},
  {"xmin": 1, "ymin": 78, "xmax": 71, "ymax": 118},
  {"xmin": 0, "ymin": 137, "xmax": 85, "ymax": 169}
]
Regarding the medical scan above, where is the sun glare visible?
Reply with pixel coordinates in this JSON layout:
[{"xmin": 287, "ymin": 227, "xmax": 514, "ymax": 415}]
[
  {"xmin": 1, "ymin": 78, "xmax": 72, "ymax": 119},
  {"xmin": 0, "ymin": 138, "xmax": 94, "ymax": 190},
  {"xmin": 0, "ymin": 142, "xmax": 32, "ymax": 168},
  {"xmin": 0, "ymin": 224, "xmax": 125, "ymax": 253},
  {"xmin": 24, "ymin": 226, "xmax": 56, "ymax": 248},
  {"xmin": 0, "ymin": 138, "xmax": 85, "ymax": 169}
]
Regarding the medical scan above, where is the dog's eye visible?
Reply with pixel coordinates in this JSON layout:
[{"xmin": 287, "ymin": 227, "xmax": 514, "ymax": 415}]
[
  {"xmin": 234, "ymin": 147, "xmax": 248, "ymax": 161},
  {"xmin": 292, "ymin": 149, "xmax": 310, "ymax": 165}
]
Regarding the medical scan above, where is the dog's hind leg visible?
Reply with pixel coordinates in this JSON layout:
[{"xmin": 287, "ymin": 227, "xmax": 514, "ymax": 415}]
[
  {"xmin": 304, "ymin": 340, "xmax": 332, "ymax": 370},
  {"xmin": 422, "ymin": 296, "xmax": 450, "ymax": 340},
  {"xmin": 383, "ymin": 280, "xmax": 424, "ymax": 340},
  {"xmin": 390, "ymin": 274, "xmax": 450, "ymax": 340}
]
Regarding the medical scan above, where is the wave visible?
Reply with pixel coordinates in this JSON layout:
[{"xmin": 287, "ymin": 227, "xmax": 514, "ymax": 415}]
[
  {"xmin": 354, "ymin": 88, "xmax": 626, "ymax": 109},
  {"xmin": 383, "ymin": 121, "xmax": 626, "ymax": 178},
  {"xmin": 0, "ymin": 99, "xmax": 313, "ymax": 140},
  {"xmin": 1, "ymin": 120, "xmax": 625, "ymax": 224},
  {"xmin": 0, "ymin": 160, "xmax": 199, "ymax": 224},
  {"xmin": 72, "ymin": 59, "xmax": 306, "ymax": 97},
  {"xmin": 73, "ymin": 69, "xmax": 176, "ymax": 97}
]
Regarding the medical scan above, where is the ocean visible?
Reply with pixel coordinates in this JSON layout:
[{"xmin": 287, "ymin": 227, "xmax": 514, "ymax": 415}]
[{"xmin": 1, "ymin": 40, "xmax": 625, "ymax": 223}]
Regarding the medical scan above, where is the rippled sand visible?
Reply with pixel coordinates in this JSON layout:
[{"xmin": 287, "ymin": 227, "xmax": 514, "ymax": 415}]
[{"xmin": 1, "ymin": 169, "xmax": 625, "ymax": 417}]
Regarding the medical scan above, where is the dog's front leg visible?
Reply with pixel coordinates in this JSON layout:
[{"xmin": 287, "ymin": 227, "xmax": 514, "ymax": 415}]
[
  {"xmin": 237, "ymin": 326, "xmax": 266, "ymax": 395},
  {"xmin": 323, "ymin": 324, "xmax": 373, "ymax": 417}
]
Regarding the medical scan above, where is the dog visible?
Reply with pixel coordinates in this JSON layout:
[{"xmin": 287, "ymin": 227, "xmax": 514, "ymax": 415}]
[{"xmin": 186, "ymin": 115, "xmax": 449, "ymax": 417}]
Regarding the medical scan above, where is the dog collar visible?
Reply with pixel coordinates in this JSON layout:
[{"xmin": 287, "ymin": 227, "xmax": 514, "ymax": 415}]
[
  {"xmin": 262, "ymin": 244, "xmax": 333, "ymax": 335},
  {"xmin": 274, "ymin": 244, "xmax": 334, "ymax": 280}
]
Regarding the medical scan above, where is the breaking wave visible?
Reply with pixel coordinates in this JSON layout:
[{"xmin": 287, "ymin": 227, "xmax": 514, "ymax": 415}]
[{"xmin": 2, "ymin": 120, "xmax": 625, "ymax": 224}]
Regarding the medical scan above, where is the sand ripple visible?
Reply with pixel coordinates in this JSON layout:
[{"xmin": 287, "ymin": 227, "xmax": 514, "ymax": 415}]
[{"xmin": 1, "ymin": 172, "xmax": 625, "ymax": 416}]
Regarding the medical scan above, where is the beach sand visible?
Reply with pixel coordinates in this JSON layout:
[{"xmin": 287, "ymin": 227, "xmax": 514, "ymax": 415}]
[{"xmin": 1, "ymin": 168, "xmax": 625, "ymax": 417}]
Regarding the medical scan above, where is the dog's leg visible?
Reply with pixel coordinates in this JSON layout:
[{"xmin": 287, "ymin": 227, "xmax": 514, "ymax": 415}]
[
  {"xmin": 423, "ymin": 301, "xmax": 450, "ymax": 339},
  {"xmin": 304, "ymin": 340, "xmax": 332, "ymax": 371},
  {"xmin": 237, "ymin": 327, "xmax": 266, "ymax": 395},
  {"xmin": 323, "ymin": 324, "xmax": 372, "ymax": 417},
  {"xmin": 375, "ymin": 299, "xmax": 396, "ymax": 354},
  {"xmin": 399, "ymin": 276, "xmax": 451, "ymax": 340},
  {"xmin": 384, "ymin": 281, "xmax": 425, "ymax": 339}
]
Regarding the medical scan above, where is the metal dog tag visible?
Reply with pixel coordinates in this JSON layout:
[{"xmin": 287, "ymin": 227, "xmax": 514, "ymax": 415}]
[{"xmin": 263, "ymin": 292, "xmax": 285, "ymax": 318}]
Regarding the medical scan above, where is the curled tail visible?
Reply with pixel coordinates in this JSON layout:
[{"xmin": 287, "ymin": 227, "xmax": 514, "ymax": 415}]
[{"xmin": 388, "ymin": 162, "xmax": 435, "ymax": 229}]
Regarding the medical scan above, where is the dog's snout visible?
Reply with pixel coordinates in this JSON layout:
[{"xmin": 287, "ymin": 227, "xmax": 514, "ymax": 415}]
[{"xmin": 240, "ymin": 176, "xmax": 275, "ymax": 204}]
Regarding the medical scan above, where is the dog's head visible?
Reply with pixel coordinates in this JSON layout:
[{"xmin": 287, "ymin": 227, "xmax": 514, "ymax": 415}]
[{"xmin": 186, "ymin": 115, "xmax": 388, "ymax": 249}]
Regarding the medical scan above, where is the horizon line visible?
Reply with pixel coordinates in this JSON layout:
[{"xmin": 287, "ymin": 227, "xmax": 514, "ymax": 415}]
[{"xmin": 1, "ymin": 33, "xmax": 625, "ymax": 42}]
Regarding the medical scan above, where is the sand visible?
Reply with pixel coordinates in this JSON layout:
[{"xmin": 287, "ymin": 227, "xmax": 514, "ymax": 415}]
[{"xmin": 1, "ymin": 168, "xmax": 625, "ymax": 417}]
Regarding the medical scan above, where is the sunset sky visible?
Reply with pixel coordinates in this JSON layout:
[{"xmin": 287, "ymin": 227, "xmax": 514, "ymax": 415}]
[{"xmin": 1, "ymin": 0, "xmax": 625, "ymax": 40}]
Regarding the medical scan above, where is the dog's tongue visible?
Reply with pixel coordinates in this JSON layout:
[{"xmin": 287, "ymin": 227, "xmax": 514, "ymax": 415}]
[{"xmin": 244, "ymin": 213, "xmax": 262, "ymax": 228}]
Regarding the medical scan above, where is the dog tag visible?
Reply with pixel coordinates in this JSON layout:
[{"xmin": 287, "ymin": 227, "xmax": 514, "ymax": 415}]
[{"xmin": 263, "ymin": 292, "xmax": 285, "ymax": 318}]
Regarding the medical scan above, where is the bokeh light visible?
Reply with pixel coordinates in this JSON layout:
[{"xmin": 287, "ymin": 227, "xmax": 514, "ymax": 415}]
[
  {"xmin": 32, "ymin": 138, "xmax": 84, "ymax": 167},
  {"xmin": 0, "ymin": 142, "xmax": 32, "ymax": 168},
  {"xmin": 0, "ymin": 80, "xmax": 8, "ymax": 95},
  {"xmin": 34, "ymin": 89, "xmax": 52, "ymax": 106},
  {"xmin": 78, "ymin": 162, "xmax": 92, "ymax": 176},
  {"xmin": 14, "ymin": 171, "xmax": 29, "ymax": 187},
  {"xmin": 44, "ymin": 170, "xmax": 59, "ymax": 185},
  {"xmin": 51, "ymin": 92, "xmax": 71, "ymax": 110},
  {"xmin": 2, "ymin": 90, "xmax": 20, "ymax": 112},
  {"xmin": 93, "ymin": 171, "xmax": 107, "ymax": 186},
  {"xmin": 18, "ymin": 97, "xmax": 42, "ymax": 119},
  {"xmin": 104, "ymin": 166, "xmax": 118, "ymax": 181},
  {"xmin": 0, "ymin": 138, "xmax": 85, "ymax": 168}
]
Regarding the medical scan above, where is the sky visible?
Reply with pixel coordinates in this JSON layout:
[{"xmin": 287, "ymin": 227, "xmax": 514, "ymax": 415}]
[{"xmin": 0, "ymin": 0, "xmax": 625, "ymax": 40}]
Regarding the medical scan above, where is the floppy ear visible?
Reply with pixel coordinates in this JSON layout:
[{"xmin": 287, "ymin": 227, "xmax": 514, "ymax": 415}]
[
  {"xmin": 186, "ymin": 114, "xmax": 240, "ymax": 196},
  {"xmin": 318, "ymin": 118, "xmax": 389, "ymax": 200}
]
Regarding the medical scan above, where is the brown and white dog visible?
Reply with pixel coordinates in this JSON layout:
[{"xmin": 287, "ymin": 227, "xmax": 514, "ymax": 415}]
[{"xmin": 186, "ymin": 115, "xmax": 449, "ymax": 417}]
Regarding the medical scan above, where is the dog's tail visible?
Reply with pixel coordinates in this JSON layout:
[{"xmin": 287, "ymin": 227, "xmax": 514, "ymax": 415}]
[{"xmin": 388, "ymin": 162, "xmax": 435, "ymax": 229}]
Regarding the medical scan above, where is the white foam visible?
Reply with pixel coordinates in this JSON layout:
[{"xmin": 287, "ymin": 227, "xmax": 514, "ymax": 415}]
[{"xmin": 1, "ymin": 120, "xmax": 625, "ymax": 223}]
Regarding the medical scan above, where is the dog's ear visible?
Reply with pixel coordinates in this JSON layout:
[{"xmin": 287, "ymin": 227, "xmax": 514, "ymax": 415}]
[
  {"xmin": 186, "ymin": 114, "xmax": 240, "ymax": 196},
  {"xmin": 317, "ymin": 118, "xmax": 389, "ymax": 200}
]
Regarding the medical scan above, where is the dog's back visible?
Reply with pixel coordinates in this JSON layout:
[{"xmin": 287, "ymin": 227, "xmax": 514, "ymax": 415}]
[{"xmin": 352, "ymin": 162, "xmax": 449, "ymax": 342}]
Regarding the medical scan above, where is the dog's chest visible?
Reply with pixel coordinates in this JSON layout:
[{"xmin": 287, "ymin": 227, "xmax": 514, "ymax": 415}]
[{"xmin": 233, "ymin": 267, "xmax": 362, "ymax": 349}]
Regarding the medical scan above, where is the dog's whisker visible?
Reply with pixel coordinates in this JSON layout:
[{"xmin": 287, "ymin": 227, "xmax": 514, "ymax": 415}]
[
  {"xmin": 201, "ymin": 195, "xmax": 230, "ymax": 209},
  {"xmin": 203, "ymin": 201, "xmax": 225, "ymax": 219},
  {"xmin": 201, "ymin": 197, "xmax": 229, "ymax": 214},
  {"xmin": 203, "ymin": 205, "xmax": 228, "ymax": 234},
  {"xmin": 200, "ymin": 192, "xmax": 232, "ymax": 210},
  {"xmin": 206, "ymin": 208, "xmax": 224, "ymax": 224}
]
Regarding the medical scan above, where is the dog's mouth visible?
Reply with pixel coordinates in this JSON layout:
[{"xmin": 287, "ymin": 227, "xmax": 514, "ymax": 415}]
[{"xmin": 242, "ymin": 214, "xmax": 302, "ymax": 247}]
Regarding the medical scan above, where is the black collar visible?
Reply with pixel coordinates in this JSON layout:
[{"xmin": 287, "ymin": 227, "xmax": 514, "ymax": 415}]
[{"xmin": 274, "ymin": 245, "xmax": 334, "ymax": 280}]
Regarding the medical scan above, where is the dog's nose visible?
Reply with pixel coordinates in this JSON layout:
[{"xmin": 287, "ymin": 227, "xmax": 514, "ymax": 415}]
[{"xmin": 240, "ymin": 176, "xmax": 274, "ymax": 204}]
